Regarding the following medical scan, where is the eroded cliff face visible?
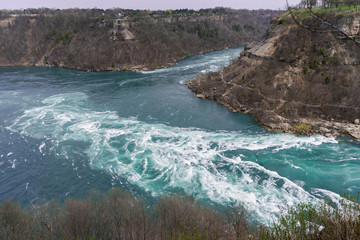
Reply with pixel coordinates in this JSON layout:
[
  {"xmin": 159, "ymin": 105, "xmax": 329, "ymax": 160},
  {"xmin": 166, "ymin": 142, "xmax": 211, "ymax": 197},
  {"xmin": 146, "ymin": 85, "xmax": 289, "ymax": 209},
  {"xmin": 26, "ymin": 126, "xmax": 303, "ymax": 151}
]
[
  {"xmin": 186, "ymin": 13, "xmax": 360, "ymax": 139},
  {"xmin": 0, "ymin": 9, "xmax": 280, "ymax": 71}
]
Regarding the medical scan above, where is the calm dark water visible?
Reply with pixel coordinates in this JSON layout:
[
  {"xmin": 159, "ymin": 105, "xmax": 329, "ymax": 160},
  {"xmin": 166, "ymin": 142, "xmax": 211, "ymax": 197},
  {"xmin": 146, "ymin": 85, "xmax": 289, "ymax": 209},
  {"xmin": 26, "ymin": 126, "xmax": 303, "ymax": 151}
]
[{"xmin": 1, "ymin": 46, "xmax": 360, "ymax": 222}]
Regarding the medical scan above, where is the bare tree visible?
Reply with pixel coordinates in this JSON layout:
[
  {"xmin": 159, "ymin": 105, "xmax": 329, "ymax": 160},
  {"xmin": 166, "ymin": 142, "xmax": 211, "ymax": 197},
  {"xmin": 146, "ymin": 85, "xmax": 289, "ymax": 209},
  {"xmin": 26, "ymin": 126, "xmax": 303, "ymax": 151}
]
[
  {"xmin": 0, "ymin": 200, "xmax": 32, "ymax": 240},
  {"xmin": 224, "ymin": 205, "xmax": 250, "ymax": 240},
  {"xmin": 31, "ymin": 200, "xmax": 62, "ymax": 240}
]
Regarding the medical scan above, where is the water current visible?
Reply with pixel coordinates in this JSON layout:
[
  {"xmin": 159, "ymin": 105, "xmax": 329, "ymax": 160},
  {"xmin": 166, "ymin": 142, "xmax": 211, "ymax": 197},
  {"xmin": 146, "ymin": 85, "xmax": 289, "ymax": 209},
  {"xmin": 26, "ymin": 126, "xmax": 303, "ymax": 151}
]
[{"xmin": 1, "ymin": 46, "xmax": 360, "ymax": 223}]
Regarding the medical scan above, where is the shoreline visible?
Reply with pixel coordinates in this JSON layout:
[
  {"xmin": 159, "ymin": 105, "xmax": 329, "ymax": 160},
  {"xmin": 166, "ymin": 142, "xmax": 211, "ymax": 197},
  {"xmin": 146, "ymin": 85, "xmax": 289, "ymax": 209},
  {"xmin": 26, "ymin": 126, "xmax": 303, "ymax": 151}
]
[{"xmin": 186, "ymin": 83, "xmax": 360, "ymax": 141}]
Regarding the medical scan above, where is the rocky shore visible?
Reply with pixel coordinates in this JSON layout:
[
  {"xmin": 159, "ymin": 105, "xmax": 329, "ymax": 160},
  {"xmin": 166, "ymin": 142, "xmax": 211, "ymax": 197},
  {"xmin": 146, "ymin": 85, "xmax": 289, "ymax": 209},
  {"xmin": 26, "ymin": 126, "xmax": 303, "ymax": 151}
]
[{"xmin": 186, "ymin": 12, "xmax": 360, "ymax": 140}]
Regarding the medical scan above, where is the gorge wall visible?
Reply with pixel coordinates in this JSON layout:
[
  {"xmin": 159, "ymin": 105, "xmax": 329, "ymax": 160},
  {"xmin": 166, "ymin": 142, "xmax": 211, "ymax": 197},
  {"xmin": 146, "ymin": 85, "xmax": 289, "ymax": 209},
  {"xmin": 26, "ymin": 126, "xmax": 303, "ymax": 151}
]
[
  {"xmin": 186, "ymin": 11, "xmax": 360, "ymax": 139},
  {"xmin": 0, "ymin": 8, "xmax": 281, "ymax": 71}
]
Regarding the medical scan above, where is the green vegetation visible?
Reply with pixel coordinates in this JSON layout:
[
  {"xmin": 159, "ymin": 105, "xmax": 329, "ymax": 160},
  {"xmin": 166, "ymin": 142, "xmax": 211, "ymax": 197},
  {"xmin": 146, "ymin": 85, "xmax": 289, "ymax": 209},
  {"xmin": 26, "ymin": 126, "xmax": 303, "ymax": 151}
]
[
  {"xmin": 304, "ymin": 65, "xmax": 310, "ymax": 74},
  {"xmin": 310, "ymin": 59, "xmax": 318, "ymax": 69},
  {"xmin": 187, "ymin": 24, "xmax": 219, "ymax": 39},
  {"xmin": 54, "ymin": 32, "xmax": 72, "ymax": 45},
  {"xmin": 322, "ymin": 56, "xmax": 328, "ymax": 64},
  {"xmin": 320, "ymin": 48, "xmax": 326, "ymax": 55},
  {"xmin": 303, "ymin": 49, "xmax": 338, "ymax": 84},
  {"xmin": 164, "ymin": 9, "xmax": 172, "ymax": 15},
  {"xmin": 292, "ymin": 123, "xmax": 312, "ymax": 134},
  {"xmin": 325, "ymin": 76, "xmax": 332, "ymax": 83},
  {"xmin": 267, "ymin": 197, "xmax": 360, "ymax": 239},
  {"xmin": 306, "ymin": 4, "xmax": 359, "ymax": 13},
  {"xmin": 45, "ymin": 29, "xmax": 73, "ymax": 45},
  {"xmin": 309, "ymin": 72, "xmax": 313, "ymax": 81},
  {"xmin": 278, "ymin": 1, "xmax": 360, "ymax": 24},
  {"xmin": 232, "ymin": 24, "xmax": 241, "ymax": 32}
]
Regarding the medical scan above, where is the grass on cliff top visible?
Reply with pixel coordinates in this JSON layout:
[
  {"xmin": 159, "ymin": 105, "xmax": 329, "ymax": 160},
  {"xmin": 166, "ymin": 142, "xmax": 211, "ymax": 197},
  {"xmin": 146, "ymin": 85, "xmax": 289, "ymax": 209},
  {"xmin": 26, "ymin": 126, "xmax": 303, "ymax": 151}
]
[{"xmin": 279, "ymin": 4, "xmax": 360, "ymax": 21}]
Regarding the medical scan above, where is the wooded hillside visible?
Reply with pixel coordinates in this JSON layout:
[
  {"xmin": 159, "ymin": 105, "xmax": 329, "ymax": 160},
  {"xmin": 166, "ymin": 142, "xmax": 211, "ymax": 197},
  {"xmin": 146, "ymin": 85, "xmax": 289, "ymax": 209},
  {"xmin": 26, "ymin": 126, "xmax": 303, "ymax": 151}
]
[{"xmin": 0, "ymin": 8, "xmax": 281, "ymax": 71}]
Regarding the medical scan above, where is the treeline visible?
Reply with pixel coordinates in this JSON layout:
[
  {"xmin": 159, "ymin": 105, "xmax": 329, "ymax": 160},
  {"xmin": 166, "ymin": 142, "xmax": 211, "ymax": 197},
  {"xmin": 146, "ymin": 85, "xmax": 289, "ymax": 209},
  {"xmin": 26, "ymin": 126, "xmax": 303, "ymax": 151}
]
[
  {"xmin": 296, "ymin": 0, "xmax": 360, "ymax": 8},
  {"xmin": 0, "ymin": 7, "xmax": 275, "ymax": 19},
  {"xmin": 2, "ymin": 188, "xmax": 360, "ymax": 239}
]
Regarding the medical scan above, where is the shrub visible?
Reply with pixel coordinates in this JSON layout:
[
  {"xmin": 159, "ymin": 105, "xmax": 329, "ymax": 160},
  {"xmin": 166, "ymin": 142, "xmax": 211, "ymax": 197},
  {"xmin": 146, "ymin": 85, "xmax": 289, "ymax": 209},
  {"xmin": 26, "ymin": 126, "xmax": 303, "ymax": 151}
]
[
  {"xmin": 53, "ymin": 31, "xmax": 72, "ymax": 45},
  {"xmin": 325, "ymin": 76, "xmax": 331, "ymax": 84},
  {"xmin": 268, "ymin": 198, "xmax": 360, "ymax": 240},
  {"xmin": 322, "ymin": 56, "xmax": 328, "ymax": 64},
  {"xmin": 310, "ymin": 60, "xmax": 318, "ymax": 69},
  {"xmin": 292, "ymin": 123, "xmax": 312, "ymax": 134},
  {"xmin": 303, "ymin": 66, "xmax": 309, "ymax": 74}
]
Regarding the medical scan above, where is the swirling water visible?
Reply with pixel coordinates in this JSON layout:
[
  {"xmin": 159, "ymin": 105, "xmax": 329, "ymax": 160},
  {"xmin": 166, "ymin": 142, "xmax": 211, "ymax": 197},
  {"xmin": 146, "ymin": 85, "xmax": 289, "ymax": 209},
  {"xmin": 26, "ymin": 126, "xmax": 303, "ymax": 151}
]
[{"xmin": 1, "ymin": 46, "xmax": 360, "ymax": 223}]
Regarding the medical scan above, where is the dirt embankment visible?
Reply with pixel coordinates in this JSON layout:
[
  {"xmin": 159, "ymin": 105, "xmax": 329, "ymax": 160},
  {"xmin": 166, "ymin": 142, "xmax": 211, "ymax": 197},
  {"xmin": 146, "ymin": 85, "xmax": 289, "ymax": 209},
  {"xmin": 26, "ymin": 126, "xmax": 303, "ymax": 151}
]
[{"xmin": 186, "ymin": 12, "xmax": 360, "ymax": 139}]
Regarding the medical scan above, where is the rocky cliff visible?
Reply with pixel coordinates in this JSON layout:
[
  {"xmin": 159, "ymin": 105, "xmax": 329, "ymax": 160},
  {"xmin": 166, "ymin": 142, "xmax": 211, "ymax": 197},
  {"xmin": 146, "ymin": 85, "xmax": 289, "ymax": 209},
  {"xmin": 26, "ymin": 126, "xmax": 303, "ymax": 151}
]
[
  {"xmin": 186, "ymin": 11, "xmax": 360, "ymax": 139},
  {"xmin": 0, "ymin": 8, "xmax": 281, "ymax": 71}
]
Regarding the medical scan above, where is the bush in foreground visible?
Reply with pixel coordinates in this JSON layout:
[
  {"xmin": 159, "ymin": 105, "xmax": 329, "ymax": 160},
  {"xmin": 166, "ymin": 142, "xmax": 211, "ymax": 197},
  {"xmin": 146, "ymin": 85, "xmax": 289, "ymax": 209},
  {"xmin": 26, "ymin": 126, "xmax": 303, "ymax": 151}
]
[
  {"xmin": 0, "ymin": 189, "xmax": 254, "ymax": 240},
  {"xmin": 2, "ymin": 189, "xmax": 360, "ymax": 240},
  {"xmin": 267, "ymin": 197, "xmax": 360, "ymax": 239}
]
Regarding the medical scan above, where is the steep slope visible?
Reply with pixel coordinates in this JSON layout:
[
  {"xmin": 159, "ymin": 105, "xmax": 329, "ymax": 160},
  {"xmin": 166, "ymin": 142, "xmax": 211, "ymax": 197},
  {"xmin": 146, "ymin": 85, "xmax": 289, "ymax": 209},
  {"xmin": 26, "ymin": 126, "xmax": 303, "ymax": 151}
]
[
  {"xmin": 0, "ymin": 8, "xmax": 281, "ymax": 71},
  {"xmin": 186, "ymin": 11, "xmax": 360, "ymax": 139}
]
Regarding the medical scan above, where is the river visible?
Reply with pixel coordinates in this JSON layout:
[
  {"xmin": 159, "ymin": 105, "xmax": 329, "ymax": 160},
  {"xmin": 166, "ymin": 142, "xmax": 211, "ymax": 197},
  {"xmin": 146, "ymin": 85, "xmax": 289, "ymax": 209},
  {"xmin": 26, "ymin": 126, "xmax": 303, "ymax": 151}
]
[{"xmin": 1, "ymin": 46, "xmax": 360, "ymax": 223}]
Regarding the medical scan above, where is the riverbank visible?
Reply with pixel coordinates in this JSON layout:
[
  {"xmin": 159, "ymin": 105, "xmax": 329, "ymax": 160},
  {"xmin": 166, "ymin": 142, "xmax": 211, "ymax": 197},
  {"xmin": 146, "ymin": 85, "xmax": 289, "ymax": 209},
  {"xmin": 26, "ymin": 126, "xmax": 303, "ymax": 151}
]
[{"xmin": 186, "ymin": 11, "xmax": 360, "ymax": 140}]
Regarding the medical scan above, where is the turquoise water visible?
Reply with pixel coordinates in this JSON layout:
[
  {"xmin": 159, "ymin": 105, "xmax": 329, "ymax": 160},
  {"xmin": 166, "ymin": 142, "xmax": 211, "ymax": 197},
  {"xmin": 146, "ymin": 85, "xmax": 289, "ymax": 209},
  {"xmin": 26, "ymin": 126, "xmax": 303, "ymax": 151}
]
[{"xmin": 1, "ymin": 46, "xmax": 360, "ymax": 223}]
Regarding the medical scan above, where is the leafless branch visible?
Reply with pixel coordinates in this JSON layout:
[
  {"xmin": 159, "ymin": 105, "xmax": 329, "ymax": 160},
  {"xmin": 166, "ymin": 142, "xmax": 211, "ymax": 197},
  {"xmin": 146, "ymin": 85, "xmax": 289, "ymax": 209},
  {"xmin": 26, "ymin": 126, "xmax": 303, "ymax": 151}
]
[
  {"xmin": 286, "ymin": 0, "xmax": 360, "ymax": 45},
  {"xmin": 309, "ymin": 7, "xmax": 360, "ymax": 44}
]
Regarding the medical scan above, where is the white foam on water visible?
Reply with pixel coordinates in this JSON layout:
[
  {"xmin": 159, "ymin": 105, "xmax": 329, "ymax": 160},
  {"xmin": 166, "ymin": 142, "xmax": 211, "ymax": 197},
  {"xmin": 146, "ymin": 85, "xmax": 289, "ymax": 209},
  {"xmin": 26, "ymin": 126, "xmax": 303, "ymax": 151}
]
[
  {"xmin": 141, "ymin": 47, "xmax": 243, "ymax": 75},
  {"xmin": 310, "ymin": 188, "xmax": 343, "ymax": 204},
  {"xmin": 7, "ymin": 92, "xmax": 340, "ymax": 223},
  {"xmin": 344, "ymin": 178, "xmax": 360, "ymax": 184},
  {"xmin": 141, "ymin": 67, "xmax": 174, "ymax": 75},
  {"xmin": 39, "ymin": 142, "xmax": 46, "ymax": 154},
  {"xmin": 10, "ymin": 159, "xmax": 16, "ymax": 168},
  {"xmin": 285, "ymin": 159, "xmax": 307, "ymax": 174}
]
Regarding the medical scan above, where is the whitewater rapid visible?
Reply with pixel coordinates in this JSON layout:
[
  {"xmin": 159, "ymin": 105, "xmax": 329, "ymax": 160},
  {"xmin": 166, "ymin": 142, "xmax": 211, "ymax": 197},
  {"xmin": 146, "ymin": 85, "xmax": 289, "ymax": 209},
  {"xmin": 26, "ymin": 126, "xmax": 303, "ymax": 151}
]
[{"xmin": 7, "ymin": 92, "xmax": 340, "ymax": 222}]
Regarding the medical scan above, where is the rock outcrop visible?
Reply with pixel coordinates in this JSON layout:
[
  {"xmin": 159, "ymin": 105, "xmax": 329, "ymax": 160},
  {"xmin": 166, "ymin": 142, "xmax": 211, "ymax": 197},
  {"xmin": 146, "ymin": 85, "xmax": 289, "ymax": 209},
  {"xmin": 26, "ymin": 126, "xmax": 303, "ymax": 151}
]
[{"xmin": 186, "ymin": 11, "xmax": 360, "ymax": 139}]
